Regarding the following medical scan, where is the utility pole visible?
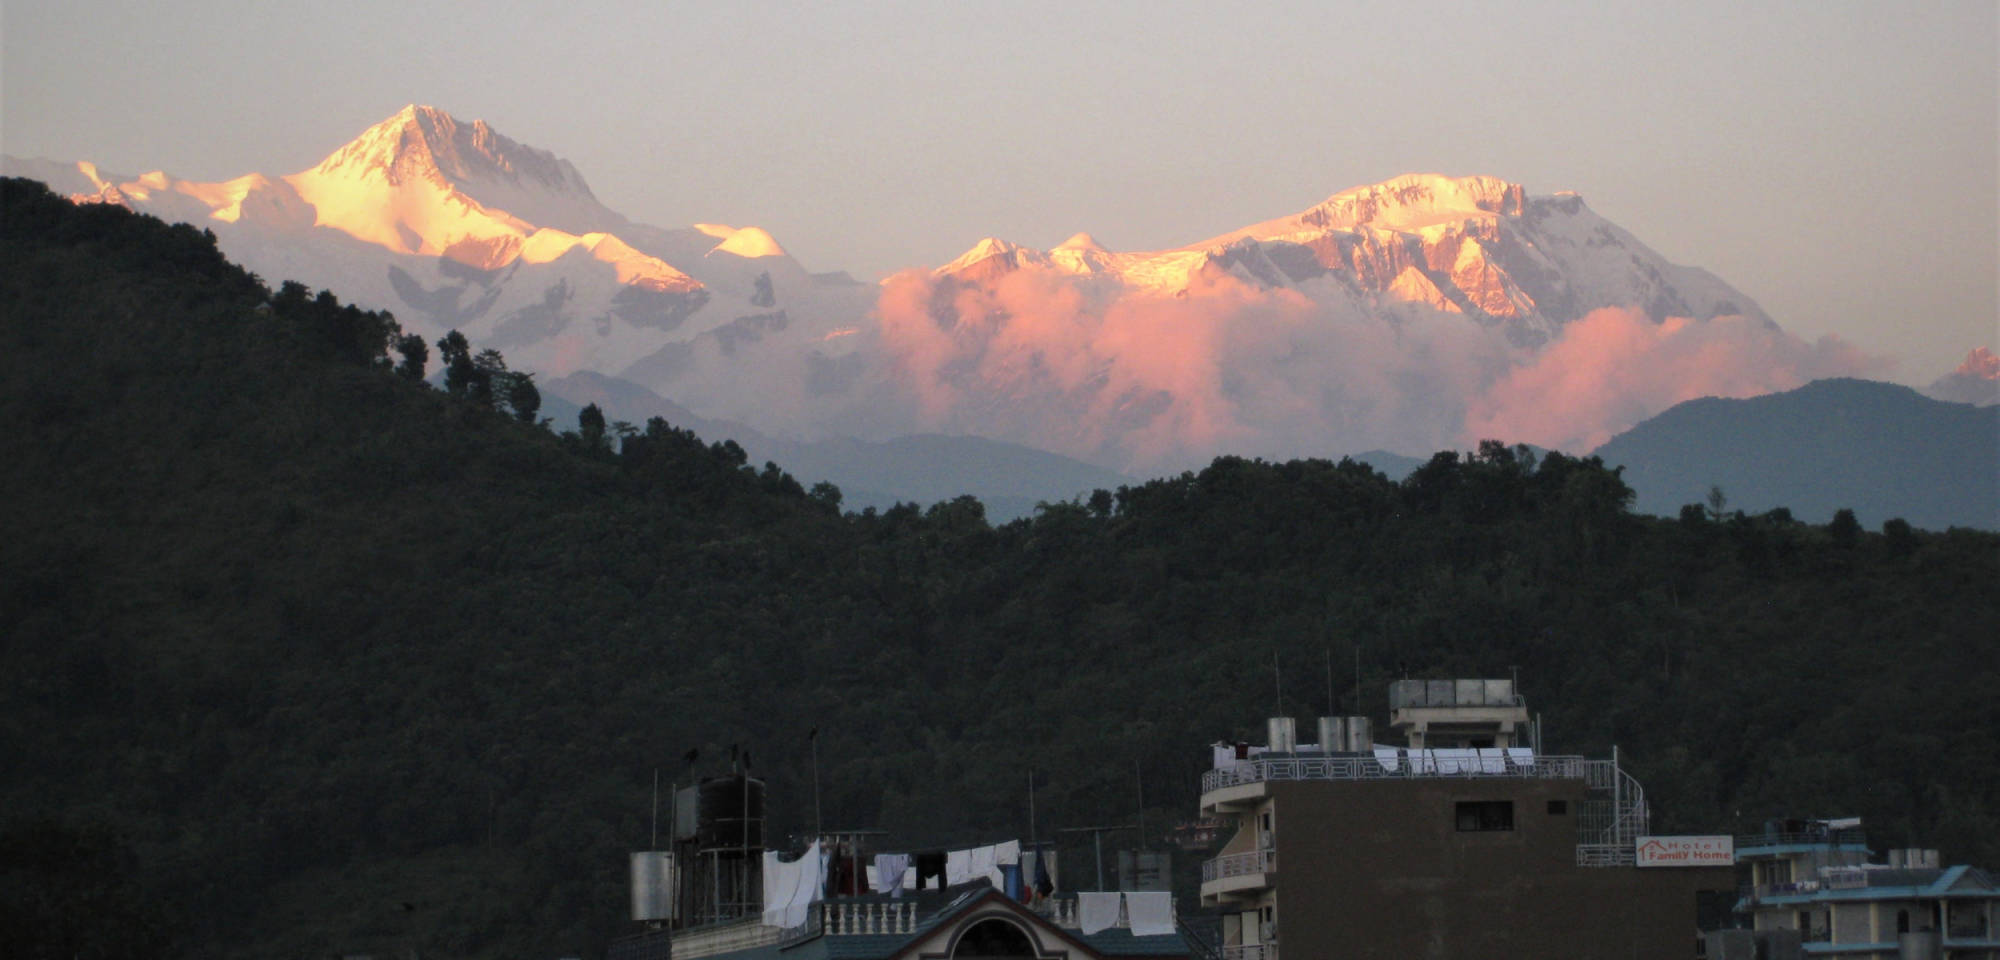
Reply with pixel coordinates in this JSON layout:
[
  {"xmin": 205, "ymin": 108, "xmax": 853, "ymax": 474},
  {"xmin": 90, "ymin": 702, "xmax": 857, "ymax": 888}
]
[{"xmin": 1058, "ymin": 825, "xmax": 1135, "ymax": 891}]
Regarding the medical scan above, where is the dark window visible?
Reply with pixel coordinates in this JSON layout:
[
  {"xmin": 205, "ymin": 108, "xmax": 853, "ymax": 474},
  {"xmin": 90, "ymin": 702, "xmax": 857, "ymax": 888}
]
[
  {"xmin": 1547, "ymin": 800, "xmax": 1568, "ymax": 815},
  {"xmin": 1897, "ymin": 910, "xmax": 1909, "ymax": 934},
  {"xmin": 951, "ymin": 918, "xmax": 1037, "ymax": 958},
  {"xmin": 1455, "ymin": 800, "xmax": 1514, "ymax": 832}
]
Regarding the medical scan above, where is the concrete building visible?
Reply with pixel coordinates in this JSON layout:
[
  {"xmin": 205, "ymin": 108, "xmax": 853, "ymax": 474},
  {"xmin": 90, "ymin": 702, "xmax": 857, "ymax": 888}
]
[
  {"xmin": 1197, "ymin": 679, "xmax": 1735, "ymax": 959},
  {"xmin": 1727, "ymin": 818, "xmax": 2000, "ymax": 959}
]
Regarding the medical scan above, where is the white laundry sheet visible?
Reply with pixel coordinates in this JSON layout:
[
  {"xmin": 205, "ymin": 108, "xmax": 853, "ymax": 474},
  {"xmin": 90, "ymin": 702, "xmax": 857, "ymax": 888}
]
[
  {"xmin": 761, "ymin": 841, "xmax": 825, "ymax": 929},
  {"xmin": 1077, "ymin": 891, "xmax": 1123, "ymax": 935},
  {"xmin": 945, "ymin": 840, "xmax": 1020, "ymax": 889},
  {"xmin": 1123, "ymin": 891, "xmax": 1174, "ymax": 936}
]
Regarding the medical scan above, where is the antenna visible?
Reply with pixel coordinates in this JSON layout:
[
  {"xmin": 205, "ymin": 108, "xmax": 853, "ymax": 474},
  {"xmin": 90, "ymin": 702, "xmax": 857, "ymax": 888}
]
[
  {"xmin": 1325, "ymin": 647, "xmax": 1335, "ymax": 715},
  {"xmin": 651, "ymin": 767, "xmax": 660, "ymax": 849},
  {"xmin": 1354, "ymin": 645, "xmax": 1362, "ymax": 718},
  {"xmin": 1134, "ymin": 758, "xmax": 1145, "ymax": 852},
  {"xmin": 1272, "ymin": 651, "xmax": 1283, "ymax": 715}
]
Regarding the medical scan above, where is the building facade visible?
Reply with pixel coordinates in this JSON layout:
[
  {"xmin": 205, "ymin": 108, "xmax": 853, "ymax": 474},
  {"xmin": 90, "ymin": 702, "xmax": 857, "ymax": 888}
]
[
  {"xmin": 1198, "ymin": 679, "xmax": 1735, "ymax": 959},
  {"xmin": 1730, "ymin": 819, "xmax": 2000, "ymax": 959}
]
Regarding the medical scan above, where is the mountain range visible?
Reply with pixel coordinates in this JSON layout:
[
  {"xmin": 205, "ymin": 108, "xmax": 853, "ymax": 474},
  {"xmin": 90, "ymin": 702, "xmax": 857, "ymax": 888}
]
[{"xmin": 6, "ymin": 105, "xmax": 1989, "ymax": 522}]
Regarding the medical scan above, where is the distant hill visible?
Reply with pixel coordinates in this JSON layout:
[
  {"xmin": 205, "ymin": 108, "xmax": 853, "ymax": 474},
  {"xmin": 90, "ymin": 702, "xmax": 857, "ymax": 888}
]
[
  {"xmin": 538, "ymin": 370, "xmax": 1134, "ymax": 521},
  {"xmin": 1595, "ymin": 378, "xmax": 1999, "ymax": 530}
]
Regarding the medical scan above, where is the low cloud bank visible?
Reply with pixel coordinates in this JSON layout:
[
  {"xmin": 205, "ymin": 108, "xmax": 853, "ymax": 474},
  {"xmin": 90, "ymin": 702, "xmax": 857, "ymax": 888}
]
[{"xmin": 865, "ymin": 270, "xmax": 1881, "ymax": 473}]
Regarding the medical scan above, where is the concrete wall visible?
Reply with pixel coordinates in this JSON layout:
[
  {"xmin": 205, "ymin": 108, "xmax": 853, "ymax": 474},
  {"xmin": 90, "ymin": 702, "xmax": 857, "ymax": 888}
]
[{"xmin": 1268, "ymin": 779, "xmax": 1735, "ymax": 960}]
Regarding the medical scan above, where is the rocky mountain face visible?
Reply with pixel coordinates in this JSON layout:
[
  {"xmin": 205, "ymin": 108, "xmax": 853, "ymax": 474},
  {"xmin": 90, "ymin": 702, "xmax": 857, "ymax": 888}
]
[{"xmin": 935, "ymin": 173, "xmax": 1769, "ymax": 348}]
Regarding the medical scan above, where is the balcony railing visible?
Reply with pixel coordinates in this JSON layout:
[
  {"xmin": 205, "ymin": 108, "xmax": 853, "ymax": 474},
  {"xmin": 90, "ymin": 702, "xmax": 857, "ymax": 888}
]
[
  {"xmin": 1221, "ymin": 944, "xmax": 1275, "ymax": 960},
  {"xmin": 1202, "ymin": 753, "xmax": 1586, "ymax": 794},
  {"xmin": 1201, "ymin": 850, "xmax": 1276, "ymax": 883},
  {"xmin": 1740, "ymin": 880, "xmax": 1821, "ymax": 902},
  {"xmin": 1734, "ymin": 829, "xmax": 1867, "ymax": 849}
]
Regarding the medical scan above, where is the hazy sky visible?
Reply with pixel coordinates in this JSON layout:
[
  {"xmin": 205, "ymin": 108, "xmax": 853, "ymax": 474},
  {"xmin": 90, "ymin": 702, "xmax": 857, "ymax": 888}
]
[{"xmin": 4, "ymin": 0, "xmax": 1993, "ymax": 381}]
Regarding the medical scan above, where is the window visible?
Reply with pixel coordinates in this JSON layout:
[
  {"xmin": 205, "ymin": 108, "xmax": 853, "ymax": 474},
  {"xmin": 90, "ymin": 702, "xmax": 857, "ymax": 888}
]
[
  {"xmin": 950, "ymin": 918, "xmax": 1037, "ymax": 958},
  {"xmin": 1547, "ymin": 800, "xmax": 1568, "ymax": 815},
  {"xmin": 1455, "ymin": 800, "xmax": 1514, "ymax": 832}
]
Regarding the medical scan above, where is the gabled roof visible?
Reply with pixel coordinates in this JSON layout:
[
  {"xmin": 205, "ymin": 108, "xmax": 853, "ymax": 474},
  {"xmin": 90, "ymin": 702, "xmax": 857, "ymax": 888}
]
[{"xmin": 680, "ymin": 887, "xmax": 1190, "ymax": 960}]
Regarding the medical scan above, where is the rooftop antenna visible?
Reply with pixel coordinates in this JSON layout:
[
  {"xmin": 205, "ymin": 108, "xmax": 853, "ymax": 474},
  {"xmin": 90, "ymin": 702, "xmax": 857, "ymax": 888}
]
[
  {"xmin": 651, "ymin": 767, "xmax": 660, "ymax": 849},
  {"xmin": 1272, "ymin": 651, "xmax": 1284, "ymax": 716},
  {"xmin": 809, "ymin": 726, "xmax": 822, "ymax": 841},
  {"xmin": 1325, "ymin": 647, "xmax": 1335, "ymax": 715},
  {"xmin": 1354, "ymin": 645, "xmax": 1363, "ymax": 719},
  {"xmin": 1134, "ymin": 758, "xmax": 1145, "ymax": 852}
]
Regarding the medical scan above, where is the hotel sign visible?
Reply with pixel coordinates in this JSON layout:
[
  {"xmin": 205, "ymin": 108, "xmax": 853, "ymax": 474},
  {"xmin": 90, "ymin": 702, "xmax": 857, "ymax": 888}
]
[{"xmin": 1635, "ymin": 835, "xmax": 1734, "ymax": 866}]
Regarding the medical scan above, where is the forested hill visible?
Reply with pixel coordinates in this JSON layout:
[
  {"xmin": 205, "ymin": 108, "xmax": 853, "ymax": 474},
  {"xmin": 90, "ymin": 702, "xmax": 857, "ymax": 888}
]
[{"xmin": 3, "ymin": 177, "xmax": 1997, "ymax": 959}]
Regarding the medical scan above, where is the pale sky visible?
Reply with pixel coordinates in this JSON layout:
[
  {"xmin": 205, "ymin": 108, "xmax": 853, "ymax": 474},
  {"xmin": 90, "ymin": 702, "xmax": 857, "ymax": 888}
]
[{"xmin": 4, "ymin": 0, "xmax": 1994, "ymax": 382}]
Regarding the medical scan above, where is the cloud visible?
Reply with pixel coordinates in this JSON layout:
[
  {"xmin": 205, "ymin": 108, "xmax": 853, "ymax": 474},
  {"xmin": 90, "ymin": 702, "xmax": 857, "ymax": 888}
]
[
  {"xmin": 1463, "ymin": 308, "xmax": 1888, "ymax": 452},
  {"xmin": 872, "ymin": 266, "xmax": 1519, "ymax": 472},
  {"xmin": 863, "ymin": 269, "xmax": 1890, "ymax": 474}
]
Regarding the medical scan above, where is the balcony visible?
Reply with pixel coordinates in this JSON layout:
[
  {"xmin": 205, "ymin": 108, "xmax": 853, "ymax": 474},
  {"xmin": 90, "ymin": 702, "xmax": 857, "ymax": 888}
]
[
  {"xmin": 1202, "ymin": 849, "xmax": 1276, "ymax": 883},
  {"xmin": 1222, "ymin": 944, "xmax": 1276, "ymax": 960},
  {"xmin": 1201, "ymin": 752, "xmax": 1588, "ymax": 800},
  {"xmin": 1200, "ymin": 849, "xmax": 1276, "ymax": 905}
]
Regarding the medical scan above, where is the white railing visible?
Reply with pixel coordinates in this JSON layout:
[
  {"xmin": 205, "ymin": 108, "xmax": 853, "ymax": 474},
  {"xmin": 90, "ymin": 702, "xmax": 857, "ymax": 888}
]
[
  {"xmin": 1201, "ymin": 850, "xmax": 1276, "ymax": 883},
  {"xmin": 818, "ymin": 900, "xmax": 917, "ymax": 935},
  {"xmin": 1222, "ymin": 943, "xmax": 1275, "ymax": 960},
  {"xmin": 1202, "ymin": 754, "xmax": 1586, "ymax": 794}
]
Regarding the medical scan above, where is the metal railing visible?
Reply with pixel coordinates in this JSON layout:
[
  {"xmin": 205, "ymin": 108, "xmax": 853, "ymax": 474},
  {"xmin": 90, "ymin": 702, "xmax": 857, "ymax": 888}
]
[
  {"xmin": 1202, "ymin": 754, "xmax": 1585, "ymax": 794},
  {"xmin": 1734, "ymin": 829, "xmax": 1867, "ymax": 849},
  {"xmin": 1201, "ymin": 850, "xmax": 1276, "ymax": 883},
  {"xmin": 1742, "ymin": 880, "xmax": 1821, "ymax": 901},
  {"xmin": 1222, "ymin": 944, "xmax": 1276, "ymax": 960}
]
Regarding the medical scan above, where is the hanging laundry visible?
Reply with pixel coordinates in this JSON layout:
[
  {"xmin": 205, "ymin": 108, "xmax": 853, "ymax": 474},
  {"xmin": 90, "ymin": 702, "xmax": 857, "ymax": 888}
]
[
  {"xmin": 946, "ymin": 847, "xmax": 976, "ymax": 886},
  {"xmin": 760, "ymin": 841, "xmax": 825, "ymax": 929},
  {"xmin": 988, "ymin": 840, "xmax": 1020, "ymax": 890},
  {"xmin": 1078, "ymin": 891, "xmax": 1122, "ymax": 935},
  {"xmin": 1029, "ymin": 849, "xmax": 1056, "ymax": 899},
  {"xmin": 1124, "ymin": 891, "xmax": 1174, "ymax": 936},
  {"xmin": 914, "ymin": 850, "xmax": 947, "ymax": 890},
  {"xmin": 872, "ymin": 853, "xmax": 910, "ymax": 897}
]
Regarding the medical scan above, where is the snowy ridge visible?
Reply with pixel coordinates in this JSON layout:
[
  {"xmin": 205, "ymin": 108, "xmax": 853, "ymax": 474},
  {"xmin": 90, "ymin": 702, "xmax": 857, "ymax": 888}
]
[{"xmin": 934, "ymin": 173, "xmax": 1771, "ymax": 346}]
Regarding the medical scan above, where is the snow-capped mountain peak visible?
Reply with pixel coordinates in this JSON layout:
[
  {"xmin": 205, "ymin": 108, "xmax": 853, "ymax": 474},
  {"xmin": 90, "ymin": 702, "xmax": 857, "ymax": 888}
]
[
  {"xmin": 307, "ymin": 105, "xmax": 596, "ymax": 200},
  {"xmin": 287, "ymin": 106, "xmax": 626, "ymax": 245}
]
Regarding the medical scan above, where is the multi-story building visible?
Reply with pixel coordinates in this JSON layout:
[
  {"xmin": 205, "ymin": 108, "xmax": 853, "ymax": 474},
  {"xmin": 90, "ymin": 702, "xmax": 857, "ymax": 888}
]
[
  {"xmin": 1197, "ymin": 679, "xmax": 1736, "ymax": 960},
  {"xmin": 1728, "ymin": 818, "xmax": 2000, "ymax": 959}
]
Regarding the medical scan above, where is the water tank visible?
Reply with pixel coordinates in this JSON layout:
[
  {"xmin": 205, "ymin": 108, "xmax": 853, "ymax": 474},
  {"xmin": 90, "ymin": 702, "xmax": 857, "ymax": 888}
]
[
  {"xmin": 1344, "ymin": 716, "xmax": 1373, "ymax": 751},
  {"xmin": 630, "ymin": 851, "xmax": 676, "ymax": 922},
  {"xmin": 1266, "ymin": 717, "xmax": 1296, "ymax": 753},
  {"xmin": 1316, "ymin": 717, "xmax": 1344, "ymax": 753},
  {"xmin": 689, "ymin": 774, "xmax": 766, "ymax": 853}
]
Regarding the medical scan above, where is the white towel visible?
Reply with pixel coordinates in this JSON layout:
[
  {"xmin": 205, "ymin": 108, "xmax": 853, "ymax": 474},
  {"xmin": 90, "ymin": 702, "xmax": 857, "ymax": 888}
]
[
  {"xmin": 988, "ymin": 840, "xmax": 1020, "ymax": 888},
  {"xmin": 872, "ymin": 853, "xmax": 909, "ymax": 896},
  {"xmin": 945, "ymin": 848, "xmax": 975, "ymax": 886},
  {"xmin": 1373, "ymin": 747, "xmax": 1400, "ymax": 772},
  {"xmin": 1124, "ymin": 891, "xmax": 1174, "ymax": 936},
  {"xmin": 1506, "ymin": 747, "xmax": 1534, "ymax": 768},
  {"xmin": 1078, "ymin": 891, "xmax": 1122, "ymax": 935},
  {"xmin": 761, "ymin": 841, "xmax": 824, "ymax": 929}
]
